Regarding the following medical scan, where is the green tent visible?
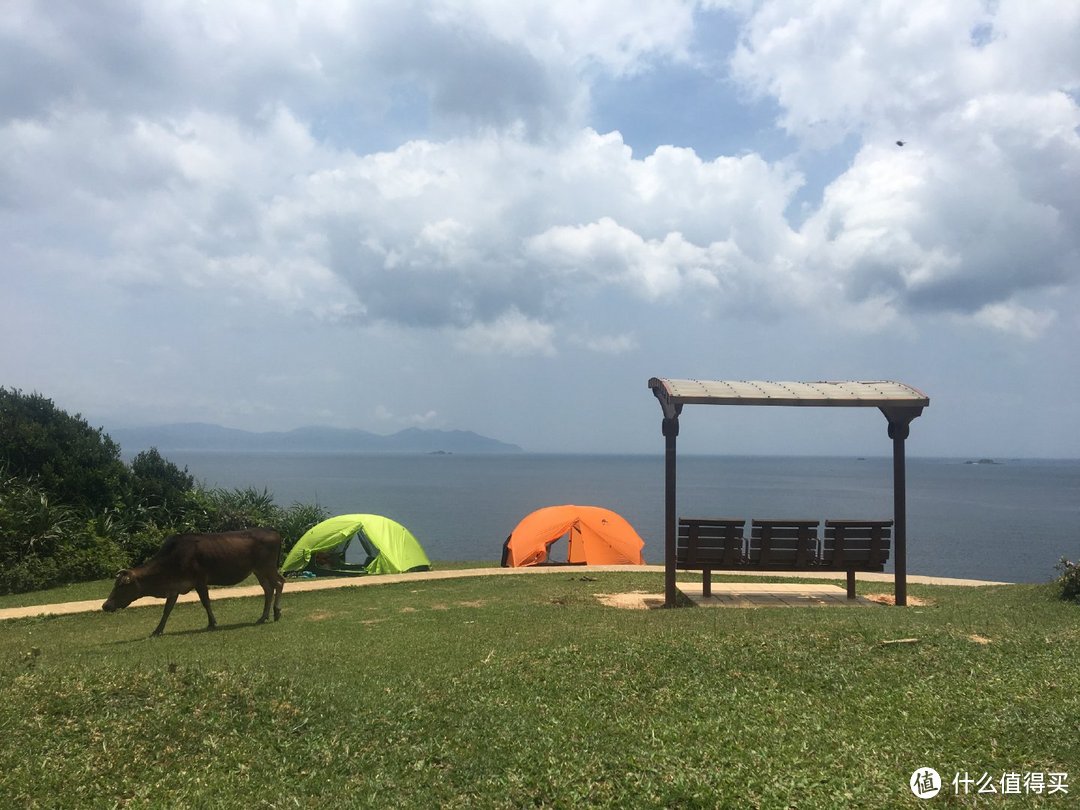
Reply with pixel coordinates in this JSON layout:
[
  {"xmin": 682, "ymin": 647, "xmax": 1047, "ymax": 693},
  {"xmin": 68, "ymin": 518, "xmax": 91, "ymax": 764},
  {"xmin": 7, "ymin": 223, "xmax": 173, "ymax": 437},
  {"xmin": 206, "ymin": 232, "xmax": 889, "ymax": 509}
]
[{"xmin": 281, "ymin": 514, "xmax": 431, "ymax": 576}]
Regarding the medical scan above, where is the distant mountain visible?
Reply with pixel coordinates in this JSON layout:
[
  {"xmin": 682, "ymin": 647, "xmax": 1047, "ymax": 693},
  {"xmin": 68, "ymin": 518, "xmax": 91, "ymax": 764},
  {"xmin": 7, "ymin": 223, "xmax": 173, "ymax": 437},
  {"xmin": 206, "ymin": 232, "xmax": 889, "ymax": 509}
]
[{"xmin": 109, "ymin": 422, "xmax": 523, "ymax": 454}]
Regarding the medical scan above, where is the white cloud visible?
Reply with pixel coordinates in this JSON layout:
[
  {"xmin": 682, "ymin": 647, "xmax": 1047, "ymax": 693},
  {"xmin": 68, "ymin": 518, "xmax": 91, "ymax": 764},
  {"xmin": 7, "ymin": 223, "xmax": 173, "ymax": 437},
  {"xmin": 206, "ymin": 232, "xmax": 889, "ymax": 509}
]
[
  {"xmin": 729, "ymin": 0, "xmax": 1080, "ymax": 143},
  {"xmin": 729, "ymin": 0, "xmax": 1080, "ymax": 328},
  {"xmin": 4, "ymin": 0, "xmax": 1080, "ymax": 367},
  {"xmin": 573, "ymin": 332, "xmax": 639, "ymax": 354},
  {"xmin": 452, "ymin": 309, "xmax": 557, "ymax": 356},
  {"xmin": 375, "ymin": 405, "xmax": 440, "ymax": 427},
  {"xmin": 431, "ymin": 0, "xmax": 699, "ymax": 75},
  {"xmin": 967, "ymin": 303, "xmax": 1056, "ymax": 340},
  {"xmin": 4, "ymin": 0, "xmax": 1080, "ymax": 455}
]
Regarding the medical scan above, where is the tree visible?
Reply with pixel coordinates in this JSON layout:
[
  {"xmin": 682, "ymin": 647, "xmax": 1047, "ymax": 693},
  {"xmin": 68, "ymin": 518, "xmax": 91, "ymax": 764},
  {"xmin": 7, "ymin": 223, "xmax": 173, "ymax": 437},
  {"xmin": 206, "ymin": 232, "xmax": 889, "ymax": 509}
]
[
  {"xmin": 130, "ymin": 447, "xmax": 194, "ymax": 513},
  {"xmin": 0, "ymin": 388, "xmax": 131, "ymax": 515}
]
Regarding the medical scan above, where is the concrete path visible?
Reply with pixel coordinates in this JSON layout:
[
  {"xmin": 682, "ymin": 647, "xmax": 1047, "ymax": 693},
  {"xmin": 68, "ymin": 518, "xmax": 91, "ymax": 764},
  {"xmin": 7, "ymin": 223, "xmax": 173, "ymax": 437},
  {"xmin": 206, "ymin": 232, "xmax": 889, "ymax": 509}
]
[{"xmin": 0, "ymin": 565, "xmax": 1010, "ymax": 622}]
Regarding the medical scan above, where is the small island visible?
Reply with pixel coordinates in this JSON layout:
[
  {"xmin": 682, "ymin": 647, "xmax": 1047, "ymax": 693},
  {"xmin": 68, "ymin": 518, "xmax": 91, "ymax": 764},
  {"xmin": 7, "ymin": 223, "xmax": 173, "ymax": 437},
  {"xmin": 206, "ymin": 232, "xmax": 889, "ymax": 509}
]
[{"xmin": 965, "ymin": 458, "xmax": 1000, "ymax": 465}]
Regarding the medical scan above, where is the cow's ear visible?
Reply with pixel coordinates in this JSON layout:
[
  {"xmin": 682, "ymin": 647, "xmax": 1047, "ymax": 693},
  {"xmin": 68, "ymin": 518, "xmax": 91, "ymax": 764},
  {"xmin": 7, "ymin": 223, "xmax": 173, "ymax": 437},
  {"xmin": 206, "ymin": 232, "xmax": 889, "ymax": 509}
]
[{"xmin": 115, "ymin": 569, "xmax": 133, "ymax": 585}]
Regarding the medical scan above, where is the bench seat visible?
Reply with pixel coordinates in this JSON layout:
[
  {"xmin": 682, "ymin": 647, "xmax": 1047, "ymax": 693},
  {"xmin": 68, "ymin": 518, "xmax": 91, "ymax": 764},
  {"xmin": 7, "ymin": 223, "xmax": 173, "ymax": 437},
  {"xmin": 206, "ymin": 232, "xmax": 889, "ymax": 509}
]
[
  {"xmin": 676, "ymin": 517, "xmax": 893, "ymax": 599},
  {"xmin": 822, "ymin": 519, "xmax": 892, "ymax": 597}
]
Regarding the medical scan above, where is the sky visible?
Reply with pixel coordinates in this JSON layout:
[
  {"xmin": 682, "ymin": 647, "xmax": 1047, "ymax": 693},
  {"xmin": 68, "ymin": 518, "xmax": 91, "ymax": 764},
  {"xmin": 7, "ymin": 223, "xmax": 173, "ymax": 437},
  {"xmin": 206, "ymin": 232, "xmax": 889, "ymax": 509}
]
[{"xmin": 2, "ymin": 0, "xmax": 1079, "ymax": 457}]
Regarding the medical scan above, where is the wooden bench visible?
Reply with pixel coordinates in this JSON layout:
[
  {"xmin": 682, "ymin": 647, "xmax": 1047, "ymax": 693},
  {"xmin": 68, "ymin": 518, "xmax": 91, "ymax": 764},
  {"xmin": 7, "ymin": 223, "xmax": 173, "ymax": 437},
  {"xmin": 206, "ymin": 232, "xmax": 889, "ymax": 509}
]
[
  {"xmin": 821, "ymin": 520, "xmax": 892, "ymax": 598},
  {"xmin": 676, "ymin": 517, "xmax": 893, "ymax": 600},
  {"xmin": 677, "ymin": 518, "xmax": 745, "ymax": 597},
  {"xmin": 747, "ymin": 519, "xmax": 819, "ymax": 569}
]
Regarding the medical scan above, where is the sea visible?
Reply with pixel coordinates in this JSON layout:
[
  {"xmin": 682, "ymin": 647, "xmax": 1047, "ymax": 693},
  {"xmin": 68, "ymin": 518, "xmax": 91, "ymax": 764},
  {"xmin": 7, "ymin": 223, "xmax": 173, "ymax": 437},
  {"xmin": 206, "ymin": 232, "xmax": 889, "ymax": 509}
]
[{"xmin": 155, "ymin": 452, "xmax": 1080, "ymax": 585}]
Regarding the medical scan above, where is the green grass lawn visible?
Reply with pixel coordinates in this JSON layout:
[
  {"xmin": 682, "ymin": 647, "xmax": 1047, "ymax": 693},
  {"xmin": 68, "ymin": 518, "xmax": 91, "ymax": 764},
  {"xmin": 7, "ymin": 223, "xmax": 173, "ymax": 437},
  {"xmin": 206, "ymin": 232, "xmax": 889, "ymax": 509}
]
[{"xmin": 1, "ymin": 572, "xmax": 1076, "ymax": 808}]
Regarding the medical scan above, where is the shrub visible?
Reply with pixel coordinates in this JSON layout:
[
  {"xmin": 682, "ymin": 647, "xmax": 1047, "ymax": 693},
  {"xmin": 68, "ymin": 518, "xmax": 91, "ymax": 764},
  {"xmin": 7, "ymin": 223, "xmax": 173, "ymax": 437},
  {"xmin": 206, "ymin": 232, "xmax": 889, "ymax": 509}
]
[
  {"xmin": 1055, "ymin": 557, "xmax": 1080, "ymax": 603},
  {"xmin": 1, "ymin": 391, "xmax": 330, "ymax": 592},
  {"xmin": 121, "ymin": 526, "xmax": 172, "ymax": 567},
  {"xmin": 180, "ymin": 487, "xmax": 280, "ymax": 534},
  {"xmin": 0, "ymin": 388, "xmax": 131, "ymax": 514},
  {"xmin": 129, "ymin": 447, "xmax": 194, "ymax": 520},
  {"xmin": 0, "ymin": 524, "xmax": 128, "ymax": 595},
  {"xmin": 55, "ymin": 532, "xmax": 130, "ymax": 584},
  {"xmin": 277, "ymin": 501, "xmax": 331, "ymax": 553},
  {"xmin": 0, "ymin": 470, "xmax": 81, "ymax": 560}
]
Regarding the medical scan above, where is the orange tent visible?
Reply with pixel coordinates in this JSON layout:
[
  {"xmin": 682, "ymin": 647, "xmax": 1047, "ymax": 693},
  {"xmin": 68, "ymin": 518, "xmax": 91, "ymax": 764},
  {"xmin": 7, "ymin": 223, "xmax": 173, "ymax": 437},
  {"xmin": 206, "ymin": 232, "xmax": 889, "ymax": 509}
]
[{"xmin": 501, "ymin": 505, "xmax": 646, "ymax": 567}]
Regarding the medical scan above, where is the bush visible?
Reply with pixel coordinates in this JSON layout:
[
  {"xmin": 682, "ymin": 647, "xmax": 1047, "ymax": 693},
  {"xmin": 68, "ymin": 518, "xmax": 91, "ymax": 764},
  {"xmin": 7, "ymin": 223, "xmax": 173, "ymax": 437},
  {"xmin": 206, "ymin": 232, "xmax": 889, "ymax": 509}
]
[
  {"xmin": 129, "ymin": 446, "xmax": 194, "ymax": 519},
  {"xmin": 0, "ymin": 526, "xmax": 128, "ymax": 595},
  {"xmin": 0, "ymin": 471, "xmax": 81, "ymax": 560},
  {"xmin": 180, "ymin": 487, "xmax": 279, "ymax": 534},
  {"xmin": 111, "ymin": 493, "xmax": 328, "ymax": 570},
  {"xmin": 277, "ymin": 501, "xmax": 330, "ymax": 552},
  {"xmin": 0, "ymin": 390, "xmax": 330, "ymax": 592},
  {"xmin": 1055, "ymin": 557, "xmax": 1080, "ymax": 603},
  {"xmin": 0, "ymin": 388, "xmax": 131, "ymax": 514},
  {"xmin": 121, "ymin": 526, "xmax": 172, "ymax": 568}
]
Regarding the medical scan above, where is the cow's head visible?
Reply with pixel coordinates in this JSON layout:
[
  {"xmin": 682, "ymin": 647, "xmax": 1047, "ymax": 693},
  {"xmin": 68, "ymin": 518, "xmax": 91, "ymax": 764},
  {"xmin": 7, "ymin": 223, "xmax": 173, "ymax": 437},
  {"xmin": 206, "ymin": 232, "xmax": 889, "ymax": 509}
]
[{"xmin": 102, "ymin": 569, "xmax": 140, "ymax": 612}]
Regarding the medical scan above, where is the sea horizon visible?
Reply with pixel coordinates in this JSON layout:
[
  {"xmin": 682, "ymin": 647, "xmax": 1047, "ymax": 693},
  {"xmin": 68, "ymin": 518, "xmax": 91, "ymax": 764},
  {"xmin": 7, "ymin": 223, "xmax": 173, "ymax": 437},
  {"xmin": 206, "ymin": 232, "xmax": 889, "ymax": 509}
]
[{"xmin": 140, "ymin": 451, "xmax": 1080, "ymax": 586}]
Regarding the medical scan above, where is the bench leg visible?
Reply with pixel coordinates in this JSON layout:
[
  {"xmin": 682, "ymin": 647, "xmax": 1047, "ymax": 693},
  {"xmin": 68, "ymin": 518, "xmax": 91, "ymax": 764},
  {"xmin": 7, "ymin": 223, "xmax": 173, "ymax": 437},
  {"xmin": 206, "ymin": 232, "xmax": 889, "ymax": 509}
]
[
  {"xmin": 846, "ymin": 569, "xmax": 856, "ymax": 599},
  {"xmin": 703, "ymin": 568, "xmax": 712, "ymax": 598}
]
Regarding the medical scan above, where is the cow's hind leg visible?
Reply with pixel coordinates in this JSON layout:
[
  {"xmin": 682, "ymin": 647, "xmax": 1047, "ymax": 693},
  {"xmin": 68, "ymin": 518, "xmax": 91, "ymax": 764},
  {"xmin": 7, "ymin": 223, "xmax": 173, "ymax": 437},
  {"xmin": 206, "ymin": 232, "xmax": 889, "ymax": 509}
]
[
  {"xmin": 254, "ymin": 570, "xmax": 275, "ymax": 624},
  {"xmin": 195, "ymin": 583, "xmax": 217, "ymax": 630},
  {"xmin": 152, "ymin": 594, "xmax": 179, "ymax": 637},
  {"xmin": 272, "ymin": 571, "xmax": 285, "ymax": 621}
]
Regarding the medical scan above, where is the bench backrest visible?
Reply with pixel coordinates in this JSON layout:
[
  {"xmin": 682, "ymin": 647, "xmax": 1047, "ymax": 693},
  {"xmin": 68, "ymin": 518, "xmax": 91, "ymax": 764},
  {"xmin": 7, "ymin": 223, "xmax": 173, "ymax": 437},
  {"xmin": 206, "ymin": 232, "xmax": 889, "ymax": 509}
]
[
  {"xmin": 677, "ymin": 518, "xmax": 745, "ymax": 567},
  {"xmin": 821, "ymin": 520, "xmax": 892, "ymax": 571},
  {"xmin": 747, "ymin": 520, "xmax": 819, "ymax": 567}
]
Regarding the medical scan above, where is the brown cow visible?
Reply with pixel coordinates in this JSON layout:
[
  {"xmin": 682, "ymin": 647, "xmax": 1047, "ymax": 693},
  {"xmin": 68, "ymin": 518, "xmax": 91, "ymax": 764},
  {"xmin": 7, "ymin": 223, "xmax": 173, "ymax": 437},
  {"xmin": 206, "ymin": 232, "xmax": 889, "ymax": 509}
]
[{"xmin": 102, "ymin": 528, "xmax": 285, "ymax": 636}]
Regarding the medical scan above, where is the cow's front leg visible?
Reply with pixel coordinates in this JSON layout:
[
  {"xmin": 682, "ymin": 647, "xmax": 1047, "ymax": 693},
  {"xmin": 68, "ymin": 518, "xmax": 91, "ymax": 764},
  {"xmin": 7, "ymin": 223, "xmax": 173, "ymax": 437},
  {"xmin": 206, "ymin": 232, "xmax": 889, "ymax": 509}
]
[
  {"xmin": 195, "ymin": 582, "xmax": 217, "ymax": 630},
  {"xmin": 152, "ymin": 594, "xmax": 179, "ymax": 637}
]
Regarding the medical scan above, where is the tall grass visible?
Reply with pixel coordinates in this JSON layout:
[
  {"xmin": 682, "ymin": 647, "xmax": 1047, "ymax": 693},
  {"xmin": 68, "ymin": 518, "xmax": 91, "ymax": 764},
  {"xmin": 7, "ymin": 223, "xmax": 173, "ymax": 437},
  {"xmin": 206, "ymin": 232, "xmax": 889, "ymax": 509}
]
[{"xmin": 1, "ymin": 573, "xmax": 1077, "ymax": 808}]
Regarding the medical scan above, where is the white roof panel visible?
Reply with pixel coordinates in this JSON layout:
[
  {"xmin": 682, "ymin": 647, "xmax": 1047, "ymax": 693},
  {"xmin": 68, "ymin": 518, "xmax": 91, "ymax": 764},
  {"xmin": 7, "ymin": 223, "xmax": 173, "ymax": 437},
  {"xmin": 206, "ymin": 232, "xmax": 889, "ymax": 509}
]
[{"xmin": 649, "ymin": 378, "xmax": 929, "ymax": 408}]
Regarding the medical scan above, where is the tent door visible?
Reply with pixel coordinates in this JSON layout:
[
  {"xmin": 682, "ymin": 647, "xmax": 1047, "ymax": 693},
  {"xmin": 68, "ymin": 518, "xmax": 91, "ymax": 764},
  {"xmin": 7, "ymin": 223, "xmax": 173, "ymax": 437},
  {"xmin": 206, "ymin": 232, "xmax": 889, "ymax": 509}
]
[
  {"xmin": 344, "ymin": 530, "xmax": 379, "ymax": 566},
  {"xmin": 567, "ymin": 522, "xmax": 587, "ymax": 564}
]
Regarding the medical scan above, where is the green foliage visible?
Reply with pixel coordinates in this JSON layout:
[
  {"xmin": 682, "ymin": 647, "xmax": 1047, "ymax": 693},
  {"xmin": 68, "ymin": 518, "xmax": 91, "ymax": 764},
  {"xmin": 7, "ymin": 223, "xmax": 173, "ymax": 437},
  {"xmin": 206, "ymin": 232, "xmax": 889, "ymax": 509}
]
[
  {"xmin": 129, "ymin": 447, "xmax": 194, "ymax": 520},
  {"xmin": 0, "ymin": 473, "xmax": 128, "ymax": 591},
  {"xmin": 1055, "ymin": 557, "xmax": 1080, "ymax": 602},
  {"xmin": 0, "ymin": 389, "xmax": 328, "ymax": 593},
  {"xmin": 0, "ymin": 388, "xmax": 130, "ymax": 514},
  {"xmin": 0, "ymin": 470, "xmax": 80, "ymax": 558},
  {"xmin": 179, "ymin": 486, "xmax": 279, "ymax": 534},
  {"xmin": 276, "ymin": 501, "xmax": 331, "ymax": 551}
]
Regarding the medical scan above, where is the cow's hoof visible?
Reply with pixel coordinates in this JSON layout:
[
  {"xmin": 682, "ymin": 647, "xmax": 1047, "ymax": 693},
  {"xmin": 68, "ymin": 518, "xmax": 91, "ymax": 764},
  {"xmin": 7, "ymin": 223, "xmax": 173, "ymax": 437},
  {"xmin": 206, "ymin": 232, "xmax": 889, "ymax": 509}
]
[
  {"xmin": 273, "ymin": 610, "xmax": 282, "ymax": 622},
  {"xmin": 256, "ymin": 617, "xmax": 268, "ymax": 625},
  {"xmin": 206, "ymin": 624, "xmax": 217, "ymax": 632}
]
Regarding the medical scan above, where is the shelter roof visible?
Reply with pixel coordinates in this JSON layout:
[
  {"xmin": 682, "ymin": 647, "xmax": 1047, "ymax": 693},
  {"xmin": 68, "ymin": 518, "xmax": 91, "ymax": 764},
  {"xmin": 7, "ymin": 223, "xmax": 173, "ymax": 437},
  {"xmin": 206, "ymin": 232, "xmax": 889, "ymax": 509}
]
[{"xmin": 649, "ymin": 378, "xmax": 929, "ymax": 413}]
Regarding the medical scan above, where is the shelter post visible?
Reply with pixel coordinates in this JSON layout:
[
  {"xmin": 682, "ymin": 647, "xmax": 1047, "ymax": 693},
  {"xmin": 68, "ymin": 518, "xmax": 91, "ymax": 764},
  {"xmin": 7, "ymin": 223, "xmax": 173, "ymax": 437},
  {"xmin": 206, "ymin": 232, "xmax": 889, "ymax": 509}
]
[
  {"xmin": 663, "ymin": 415, "xmax": 679, "ymax": 607},
  {"xmin": 882, "ymin": 408, "xmax": 921, "ymax": 607},
  {"xmin": 892, "ymin": 421, "xmax": 909, "ymax": 607}
]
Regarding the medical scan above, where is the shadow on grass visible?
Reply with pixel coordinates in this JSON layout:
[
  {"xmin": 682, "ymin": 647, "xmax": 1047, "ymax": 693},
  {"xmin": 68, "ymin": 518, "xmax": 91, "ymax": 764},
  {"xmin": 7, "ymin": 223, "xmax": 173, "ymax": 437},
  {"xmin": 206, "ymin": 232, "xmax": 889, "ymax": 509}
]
[{"xmin": 107, "ymin": 621, "xmax": 269, "ymax": 643}]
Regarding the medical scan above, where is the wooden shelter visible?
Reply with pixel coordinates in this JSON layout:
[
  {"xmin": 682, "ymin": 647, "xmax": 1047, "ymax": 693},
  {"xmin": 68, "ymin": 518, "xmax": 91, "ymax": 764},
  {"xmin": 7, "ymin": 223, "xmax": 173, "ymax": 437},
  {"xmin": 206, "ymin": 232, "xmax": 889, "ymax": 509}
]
[{"xmin": 648, "ymin": 379, "xmax": 929, "ymax": 607}]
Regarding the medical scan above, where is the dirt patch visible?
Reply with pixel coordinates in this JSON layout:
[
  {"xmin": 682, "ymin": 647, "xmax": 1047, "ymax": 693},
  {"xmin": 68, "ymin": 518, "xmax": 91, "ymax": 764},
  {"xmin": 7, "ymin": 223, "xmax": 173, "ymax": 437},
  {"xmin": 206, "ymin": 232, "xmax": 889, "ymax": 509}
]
[
  {"xmin": 360, "ymin": 618, "xmax": 387, "ymax": 626},
  {"xmin": 457, "ymin": 600, "xmax": 486, "ymax": 608},
  {"xmin": 399, "ymin": 606, "xmax": 418, "ymax": 613},
  {"xmin": 305, "ymin": 610, "xmax": 337, "ymax": 621},
  {"xmin": 594, "ymin": 591, "xmax": 665, "ymax": 610},
  {"xmin": 864, "ymin": 593, "xmax": 934, "ymax": 607},
  {"xmin": 968, "ymin": 634, "xmax": 992, "ymax": 645}
]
